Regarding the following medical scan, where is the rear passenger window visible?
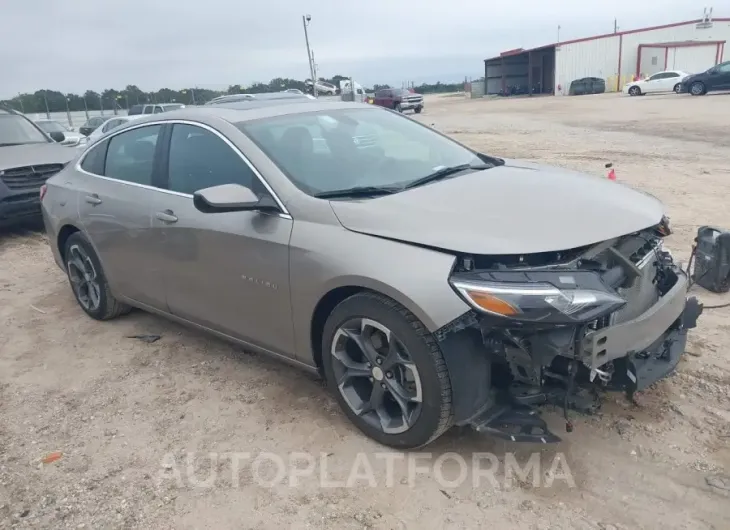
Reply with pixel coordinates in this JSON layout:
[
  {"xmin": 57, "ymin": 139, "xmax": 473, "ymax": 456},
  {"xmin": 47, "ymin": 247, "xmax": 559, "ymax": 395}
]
[
  {"xmin": 79, "ymin": 139, "xmax": 109, "ymax": 175},
  {"xmin": 104, "ymin": 125, "xmax": 161, "ymax": 186},
  {"xmin": 167, "ymin": 124, "xmax": 257, "ymax": 195},
  {"xmin": 153, "ymin": 106, "xmax": 164, "ymax": 114}
]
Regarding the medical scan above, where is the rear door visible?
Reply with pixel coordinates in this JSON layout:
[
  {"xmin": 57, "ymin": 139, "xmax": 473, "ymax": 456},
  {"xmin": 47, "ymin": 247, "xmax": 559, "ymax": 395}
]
[
  {"xmin": 154, "ymin": 122, "xmax": 295, "ymax": 356},
  {"xmin": 661, "ymin": 72, "xmax": 681, "ymax": 91},
  {"xmin": 76, "ymin": 123, "xmax": 168, "ymax": 310}
]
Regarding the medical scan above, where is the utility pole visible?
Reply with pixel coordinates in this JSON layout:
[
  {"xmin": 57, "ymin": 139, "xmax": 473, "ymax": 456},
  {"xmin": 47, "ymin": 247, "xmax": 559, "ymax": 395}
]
[
  {"xmin": 43, "ymin": 92, "xmax": 50, "ymax": 119},
  {"xmin": 557, "ymin": 25, "xmax": 561, "ymax": 43},
  {"xmin": 65, "ymin": 97, "xmax": 72, "ymax": 127},
  {"xmin": 614, "ymin": 18, "xmax": 618, "ymax": 33},
  {"xmin": 302, "ymin": 15, "xmax": 318, "ymax": 97},
  {"xmin": 17, "ymin": 93, "xmax": 24, "ymax": 113}
]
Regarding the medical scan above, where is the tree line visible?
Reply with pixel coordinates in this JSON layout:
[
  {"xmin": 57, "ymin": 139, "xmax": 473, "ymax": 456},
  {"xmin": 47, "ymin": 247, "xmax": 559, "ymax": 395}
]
[{"xmin": 0, "ymin": 76, "xmax": 466, "ymax": 115}]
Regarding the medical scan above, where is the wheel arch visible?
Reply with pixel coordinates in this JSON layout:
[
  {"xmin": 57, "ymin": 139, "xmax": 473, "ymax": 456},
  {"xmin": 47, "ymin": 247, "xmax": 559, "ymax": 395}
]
[
  {"xmin": 57, "ymin": 223, "xmax": 81, "ymax": 262},
  {"xmin": 308, "ymin": 277, "xmax": 448, "ymax": 374}
]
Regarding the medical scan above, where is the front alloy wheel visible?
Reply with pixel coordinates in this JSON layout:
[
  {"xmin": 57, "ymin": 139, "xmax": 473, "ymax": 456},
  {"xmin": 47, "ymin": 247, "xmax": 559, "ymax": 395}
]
[
  {"xmin": 331, "ymin": 318, "xmax": 423, "ymax": 434},
  {"xmin": 690, "ymin": 81, "xmax": 705, "ymax": 96},
  {"xmin": 628, "ymin": 86, "xmax": 641, "ymax": 96},
  {"xmin": 322, "ymin": 292, "xmax": 453, "ymax": 448}
]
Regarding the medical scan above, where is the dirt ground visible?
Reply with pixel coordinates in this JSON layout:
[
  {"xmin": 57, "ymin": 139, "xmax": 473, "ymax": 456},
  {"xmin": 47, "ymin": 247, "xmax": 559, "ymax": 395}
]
[{"xmin": 1, "ymin": 92, "xmax": 729, "ymax": 530}]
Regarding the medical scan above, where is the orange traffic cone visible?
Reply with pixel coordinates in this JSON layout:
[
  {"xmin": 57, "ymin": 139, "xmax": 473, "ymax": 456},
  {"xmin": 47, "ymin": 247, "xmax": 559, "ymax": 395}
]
[{"xmin": 605, "ymin": 163, "xmax": 616, "ymax": 180}]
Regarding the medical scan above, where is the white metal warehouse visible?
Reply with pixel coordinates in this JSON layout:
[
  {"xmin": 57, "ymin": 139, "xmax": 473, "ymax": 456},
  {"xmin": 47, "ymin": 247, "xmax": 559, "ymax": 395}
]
[{"xmin": 483, "ymin": 15, "xmax": 730, "ymax": 96}]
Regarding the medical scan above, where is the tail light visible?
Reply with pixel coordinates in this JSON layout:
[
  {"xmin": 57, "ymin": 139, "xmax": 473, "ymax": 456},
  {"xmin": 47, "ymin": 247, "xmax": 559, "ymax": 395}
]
[{"xmin": 40, "ymin": 184, "xmax": 47, "ymax": 201}]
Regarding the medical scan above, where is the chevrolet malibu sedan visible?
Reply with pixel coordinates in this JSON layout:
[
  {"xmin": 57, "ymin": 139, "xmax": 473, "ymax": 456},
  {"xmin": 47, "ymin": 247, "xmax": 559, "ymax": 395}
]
[{"xmin": 41, "ymin": 102, "xmax": 702, "ymax": 448}]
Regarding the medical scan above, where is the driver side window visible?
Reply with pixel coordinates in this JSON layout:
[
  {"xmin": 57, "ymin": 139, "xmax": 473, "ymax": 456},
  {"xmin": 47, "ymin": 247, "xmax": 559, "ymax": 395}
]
[{"xmin": 717, "ymin": 62, "xmax": 730, "ymax": 73}]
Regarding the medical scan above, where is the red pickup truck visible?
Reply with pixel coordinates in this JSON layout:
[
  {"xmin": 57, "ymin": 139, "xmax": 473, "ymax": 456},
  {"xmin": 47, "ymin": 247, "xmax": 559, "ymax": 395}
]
[{"xmin": 372, "ymin": 88, "xmax": 424, "ymax": 113}]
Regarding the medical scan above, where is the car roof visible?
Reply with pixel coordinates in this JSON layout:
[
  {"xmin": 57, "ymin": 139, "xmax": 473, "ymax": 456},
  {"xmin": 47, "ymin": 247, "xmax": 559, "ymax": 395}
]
[
  {"xmin": 124, "ymin": 100, "xmax": 375, "ymax": 127},
  {"xmin": 207, "ymin": 93, "xmax": 312, "ymax": 105}
]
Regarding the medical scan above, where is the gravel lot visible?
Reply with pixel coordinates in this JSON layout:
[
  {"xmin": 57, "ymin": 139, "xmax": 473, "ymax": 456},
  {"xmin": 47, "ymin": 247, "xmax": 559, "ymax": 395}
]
[{"xmin": 1, "ymin": 92, "xmax": 729, "ymax": 530}]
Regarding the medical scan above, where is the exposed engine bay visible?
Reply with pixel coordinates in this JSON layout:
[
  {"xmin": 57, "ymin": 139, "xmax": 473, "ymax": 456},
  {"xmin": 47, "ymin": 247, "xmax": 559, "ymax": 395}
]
[{"xmin": 435, "ymin": 217, "xmax": 704, "ymax": 443}]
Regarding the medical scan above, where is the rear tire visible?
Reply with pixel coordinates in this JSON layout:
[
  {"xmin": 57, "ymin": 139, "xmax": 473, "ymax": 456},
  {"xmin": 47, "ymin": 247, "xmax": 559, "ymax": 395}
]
[
  {"xmin": 64, "ymin": 232, "xmax": 131, "ymax": 321},
  {"xmin": 673, "ymin": 83, "xmax": 681, "ymax": 94},
  {"xmin": 690, "ymin": 81, "xmax": 706, "ymax": 96},
  {"xmin": 321, "ymin": 292, "xmax": 453, "ymax": 449}
]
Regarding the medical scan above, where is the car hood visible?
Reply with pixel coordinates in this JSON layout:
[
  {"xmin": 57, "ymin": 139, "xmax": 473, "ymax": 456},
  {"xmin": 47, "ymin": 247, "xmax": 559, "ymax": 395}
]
[
  {"xmin": 0, "ymin": 143, "xmax": 77, "ymax": 172},
  {"xmin": 328, "ymin": 159, "xmax": 665, "ymax": 255}
]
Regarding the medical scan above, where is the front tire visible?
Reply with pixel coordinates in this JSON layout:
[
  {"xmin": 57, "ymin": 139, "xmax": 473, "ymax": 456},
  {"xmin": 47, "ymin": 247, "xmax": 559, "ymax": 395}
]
[
  {"xmin": 322, "ymin": 292, "xmax": 453, "ymax": 449},
  {"xmin": 414, "ymin": 106, "xmax": 423, "ymax": 114},
  {"xmin": 690, "ymin": 81, "xmax": 706, "ymax": 96},
  {"xmin": 64, "ymin": 232, "xmax": 131, "ymax": 321},
  {"xmin": 628, "ymin": 86, "xmax": 641, "ymax": 96}
]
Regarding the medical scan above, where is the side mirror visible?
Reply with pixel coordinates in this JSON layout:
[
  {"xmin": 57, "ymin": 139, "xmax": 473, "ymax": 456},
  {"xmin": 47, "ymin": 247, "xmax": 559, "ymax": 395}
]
[
  {"xmin": 193, "ymin": 183, "xmax": 278, "ymax": 214},
  {"xmin": 49, "ymin": 131, "xmax": 65, "ymax": 143}
]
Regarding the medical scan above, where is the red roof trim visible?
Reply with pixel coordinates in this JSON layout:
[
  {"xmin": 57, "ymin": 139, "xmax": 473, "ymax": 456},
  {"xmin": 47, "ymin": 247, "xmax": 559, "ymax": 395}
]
[
  {"xmin": 485, "ymin": 17, "xmax": 730, "ymax": 62},
  {"xmin": 636, "ymin": 40, "xmax": 726, "ymax": 48}
]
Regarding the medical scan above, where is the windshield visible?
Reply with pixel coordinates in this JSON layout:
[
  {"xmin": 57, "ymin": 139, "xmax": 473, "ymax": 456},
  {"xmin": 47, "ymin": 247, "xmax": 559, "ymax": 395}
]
[
  {"xmin": 36, "ymin": 121, "xmax": 66, "ymax": 133},
  {"xmin": 0, "ymin": 114, "xmax": 49, "ymax": 145},
  {"xmin": 237, "ymin": 107, "xmax": 483, "ymax": 196}
]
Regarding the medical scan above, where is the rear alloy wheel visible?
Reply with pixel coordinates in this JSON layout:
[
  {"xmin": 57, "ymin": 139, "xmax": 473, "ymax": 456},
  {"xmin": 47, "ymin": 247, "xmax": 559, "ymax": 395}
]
[
  {"xmin": 628, "ymin": 86, "xmax": 641, "ymax": 96},
  {"xmin": 64, "ymin": 232, "xmax": 131, "ymax": 320},
  {"xmin": 673, "ymin": 83, "xmax": 681, "ymax": 94},
  {"xmin": 322, "ymin": 292, "xmax": 453, "ymax": 448},
  {"xmin": 690, "ymin": 81, "xmax": 706, "ymax": 96}
]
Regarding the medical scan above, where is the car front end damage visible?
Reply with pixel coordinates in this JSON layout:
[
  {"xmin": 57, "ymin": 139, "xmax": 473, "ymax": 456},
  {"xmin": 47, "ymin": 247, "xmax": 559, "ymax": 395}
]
[{"xmin": 433, "ymin": 218, "xmax": 703, "ymax": 443}]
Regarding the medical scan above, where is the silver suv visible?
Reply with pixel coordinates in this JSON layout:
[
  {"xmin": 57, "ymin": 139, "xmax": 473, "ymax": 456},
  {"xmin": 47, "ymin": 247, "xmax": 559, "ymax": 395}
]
[
  {"xmin": 41, "ymin": 102, "xmax": 702, "ymax": 448},
  {"xmin": 0, "ymin": 107, "xmax": 76, "ymax": 226}
]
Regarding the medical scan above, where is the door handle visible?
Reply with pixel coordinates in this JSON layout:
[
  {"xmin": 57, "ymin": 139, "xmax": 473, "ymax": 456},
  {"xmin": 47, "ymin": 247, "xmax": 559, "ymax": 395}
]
[
  {"xmin": 155, "ymin": 210, "xmax": 178, "ymax": 223},
  {"xmin": 84, "ymin": 194, "xmax": 102, "ymax": 205}
]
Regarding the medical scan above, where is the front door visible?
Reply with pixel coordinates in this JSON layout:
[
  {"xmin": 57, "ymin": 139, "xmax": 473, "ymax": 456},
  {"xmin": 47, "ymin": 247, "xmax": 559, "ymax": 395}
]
[
  {"xmin": 154, "ymin": 123, "xmax": 295, "ymax": 356},
  {"xmin": 76, "ymin": 124, "xmax": 168, "ymax": 310},
  {"xmin": 711, "ymin": 62, "xmax": 730, "ymax": 90}
]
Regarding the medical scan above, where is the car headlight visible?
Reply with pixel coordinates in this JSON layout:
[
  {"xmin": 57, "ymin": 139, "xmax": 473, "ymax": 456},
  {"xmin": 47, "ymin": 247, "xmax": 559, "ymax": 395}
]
[{"xmin": 450, "ymin": 276, "xmax": 626, "ymax": 324}]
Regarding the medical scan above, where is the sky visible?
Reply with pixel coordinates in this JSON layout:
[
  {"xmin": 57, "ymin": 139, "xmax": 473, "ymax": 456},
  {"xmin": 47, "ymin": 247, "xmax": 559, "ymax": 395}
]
[{"xmin": 3, "ymin": 0, "xmax": 728, "ymax": 97}]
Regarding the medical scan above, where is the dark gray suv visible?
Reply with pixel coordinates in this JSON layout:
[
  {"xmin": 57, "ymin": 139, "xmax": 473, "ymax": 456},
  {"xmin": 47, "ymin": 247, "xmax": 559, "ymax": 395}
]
[{"xmin": 0, "ymin": 107, "xmax": 77, "ymax": 227}]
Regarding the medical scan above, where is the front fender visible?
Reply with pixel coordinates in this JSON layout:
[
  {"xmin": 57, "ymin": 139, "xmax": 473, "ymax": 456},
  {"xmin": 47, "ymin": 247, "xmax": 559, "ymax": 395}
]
[{"xmin": 289, "ymin": 222, "xmax": 471, "ymax": 365}]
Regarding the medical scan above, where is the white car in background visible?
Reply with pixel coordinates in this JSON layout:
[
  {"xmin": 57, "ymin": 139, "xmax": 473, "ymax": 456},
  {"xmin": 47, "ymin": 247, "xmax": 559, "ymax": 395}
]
[
  {"xmin": 34, "ymin": 119, "xmax": 86, "ymax": 147},
  {"xmin": 623, "ymin": 70, "xmax": 691, "ymax": 96},
  {"xmin": 80, "ymin": 115, "xmax": 144, "ymax": 149}
]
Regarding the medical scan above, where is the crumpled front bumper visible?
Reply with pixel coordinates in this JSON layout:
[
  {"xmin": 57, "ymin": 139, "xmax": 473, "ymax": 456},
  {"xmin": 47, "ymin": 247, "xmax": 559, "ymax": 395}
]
[{"xmin": 581, "ymin": 269, "xmax": 702, "ymax": 388}]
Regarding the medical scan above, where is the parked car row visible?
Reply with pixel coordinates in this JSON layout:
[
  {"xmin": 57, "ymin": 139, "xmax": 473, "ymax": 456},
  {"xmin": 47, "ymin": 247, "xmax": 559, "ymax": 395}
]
[{"xmin": 623, "ymin": 61, "xmax": 730, "ymax": 96}]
